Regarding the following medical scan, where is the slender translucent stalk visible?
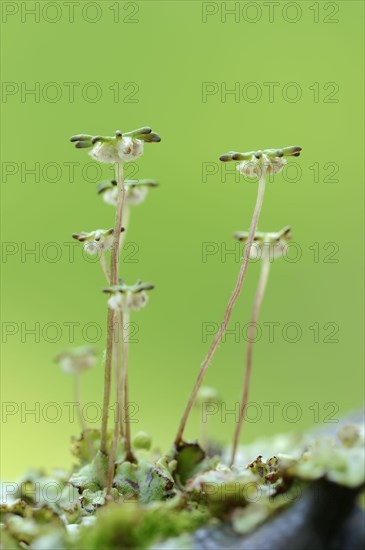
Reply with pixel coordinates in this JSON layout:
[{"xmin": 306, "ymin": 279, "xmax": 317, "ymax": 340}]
[
  {"xmin": 115, "ymin": 204, "xmax": 129, "ymax": 442},
  {"xmin": 118, "ymin": 318, "xmax": 125, "ymax": 439},
  {"xmin": 74, "ymin": 371, "xmax": 86, "ymax": 433},
  {"xmin": 110, "ymin": 162, "xmax": 126, "ymax": 286},
  {"xmin": 174, "ymin": 172, "xmax": 267, "ymax": 447},
  {"xmin": 121, "ymin": 310, "xmax": 136, "ymax": 462},
  {"xmin": 98, "ymin": 267, "xmax": 112, "ymax": 457},
  {"xmin": 100, "ymin": 250, "xmax": 110, "ymax": 283},
  {"xmin": 230, "ymin": 252, "xmax": 271, "ymax": 467},
  {"xmin": 74, "ymin": 372, "xmax": 94, "ymax": 457},
  {"xmin": 106, "ymin": 314, "xmax": 121, "ymax": 495},
  {"xmin": 100, "ymin": 310, "xmax": 114, "ymax": 454},
  {"xmin": 200, "ymin": 415, "xmax": 210, "ymax": 452},
  {"xmin": 119, "ymin": 205, "xmax": 130, "ymax": 254},
  {"xmin": 100, "ymin": 162, "xmax": 125, "ymax": 455}
]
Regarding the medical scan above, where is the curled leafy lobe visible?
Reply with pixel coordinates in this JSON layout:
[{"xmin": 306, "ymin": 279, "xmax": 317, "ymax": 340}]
[
  {"xmin": 70, "ymin": 127, "xmax": 161, "ymax": 149},
  {"xmin": 103, "ymin": 279, "xmax": 155, "ymax": 296},
  {"xmin": 220, "ymin": 146, "xmax": 302, "ymax": 162}
]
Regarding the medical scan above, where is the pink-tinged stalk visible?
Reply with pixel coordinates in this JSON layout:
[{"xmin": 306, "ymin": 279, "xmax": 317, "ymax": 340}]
[
  {"xmin": 174, "ymin": 172, "xmax": 267, "ymax": 447},
  {"xmin": 100, "ymin": 162, "xmax": 125, "ymax": 455},
  {"xmin": 230, "ymin": 252, "xmax": 271, "ymax": 466}
]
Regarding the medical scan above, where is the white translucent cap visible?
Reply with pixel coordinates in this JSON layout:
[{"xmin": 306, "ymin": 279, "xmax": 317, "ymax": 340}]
[{"xmin": 237, "ymin": 154, "xmax": 287, "ymax": 178}]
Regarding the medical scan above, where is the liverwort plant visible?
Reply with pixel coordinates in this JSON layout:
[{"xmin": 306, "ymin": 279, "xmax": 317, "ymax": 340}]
[
  {"xmin": 72, "ymin": 227, "xmax": 125, "ymax": 282},
  {"xmin": 97, "ymin": 179, "xmax": 159, "ymax": 254},
  {"xmin": 55, "ymin": 346, "xmax": 97, "ymax": 433},
  {"xmin": 70, "ymin": 126, "xmax": 160, "ymax": 464},
  {"xmin": 4, "ymin": 123, "xmax": 365, "ymax": 550},
  {"xmin": 4, "ymin": 128, "xmax": 365, "ymax": 549},
  {"xmin": 103, "ymin": 280, "xmax": 154, "ymax": 489},
  {"xmin": 174, "ymin": 147, "xmax": 302, "ymax": 448},
  {"xmin": 97, "ymin": 179, "xmax": 159, "ymax": 207},
  {"xmin": 229, "ymin": 227, "xmax": 292, "ymax": 466}
]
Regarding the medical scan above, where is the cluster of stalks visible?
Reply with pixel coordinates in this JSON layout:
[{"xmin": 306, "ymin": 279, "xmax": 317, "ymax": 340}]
[
  {"xmin": 174, "ymin": 146, "xmax": 302, "ymax": 466},
  {"xmin": 69, "ymin": 127, "xmax": 160, "ymax": 493},
  {"xmin": 64, "ymin": 134, "xmax": 301, "ymax": 483}
]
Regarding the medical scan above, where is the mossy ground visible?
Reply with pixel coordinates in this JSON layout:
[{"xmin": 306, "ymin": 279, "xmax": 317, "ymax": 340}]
[{"xmin": 1, "ymin": 424, "xmax": 364, "ymax": 550}]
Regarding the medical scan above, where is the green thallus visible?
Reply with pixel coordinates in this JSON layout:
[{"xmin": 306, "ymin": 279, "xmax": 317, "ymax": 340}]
[
  {"xmin": 69, "ymin": 127, "xmax": 160, "ymax": 467},
  {"xmin": 230, "ymin": 227, "xmax": 292, "ymax": 467},
  {"xmin": 174, "ymin": 146, "xmax": 302, "ymax": 448},
  {"xmin": 132, "ymin": 431, "xmax": 153, "ymax": 451}
]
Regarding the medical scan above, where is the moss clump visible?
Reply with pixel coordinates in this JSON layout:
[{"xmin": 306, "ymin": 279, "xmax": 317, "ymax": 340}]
[
  {"xmin": 2, "ymin": 424, "xmax": 364, "ymax": 549},
  {"xmin": 76, "ymin": 501, "xmax": 208, "ymax": 550}
]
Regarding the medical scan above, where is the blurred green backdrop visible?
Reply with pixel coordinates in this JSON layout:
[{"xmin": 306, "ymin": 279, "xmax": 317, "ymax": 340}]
[{"xmin": 1, "ymin": 0, "xmax": 364, "ymax": 480}]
